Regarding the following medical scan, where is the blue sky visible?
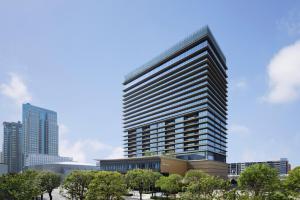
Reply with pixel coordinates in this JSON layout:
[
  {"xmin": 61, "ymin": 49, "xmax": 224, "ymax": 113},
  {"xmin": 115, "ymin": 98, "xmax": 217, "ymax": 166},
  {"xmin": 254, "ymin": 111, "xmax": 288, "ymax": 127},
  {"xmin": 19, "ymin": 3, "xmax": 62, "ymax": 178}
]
[{"xmin": 0, "ymin": 1, "xmax": 300, "ymax": 166}]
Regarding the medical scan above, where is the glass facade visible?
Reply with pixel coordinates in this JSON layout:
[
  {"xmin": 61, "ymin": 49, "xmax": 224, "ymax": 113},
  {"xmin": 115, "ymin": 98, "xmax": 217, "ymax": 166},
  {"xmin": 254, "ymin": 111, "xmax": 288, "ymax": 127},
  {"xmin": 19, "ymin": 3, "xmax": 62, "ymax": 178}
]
[
  {"xmin": 23, "ymin": 103, "xmax": 59, "ymax": 157},
  {"xmin": 123, "ymin": 26, "xmax": 227, "ymax": 162},
  {"xmin": 100, "ymin": 158, "xmax": 161, "ymax": 173},
  {"xmin": 24, "ymin": 153, "xmax": 73, "ymax": 167},
  {"xmin": 3, "ymin": 121, "xmax": 23, "ymax": 173}
]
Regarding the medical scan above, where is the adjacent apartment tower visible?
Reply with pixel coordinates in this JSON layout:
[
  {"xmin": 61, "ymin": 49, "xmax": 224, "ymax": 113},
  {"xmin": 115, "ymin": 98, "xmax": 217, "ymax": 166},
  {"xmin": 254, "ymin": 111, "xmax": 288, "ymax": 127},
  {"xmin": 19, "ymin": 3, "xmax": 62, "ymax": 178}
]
[
  {"xmin": 3, "ymin": 121, "xmax": 23, "ymax": 173},
  {"xmin": 123, "ymin": 26, "xmax": 227, "ymax": 162}
]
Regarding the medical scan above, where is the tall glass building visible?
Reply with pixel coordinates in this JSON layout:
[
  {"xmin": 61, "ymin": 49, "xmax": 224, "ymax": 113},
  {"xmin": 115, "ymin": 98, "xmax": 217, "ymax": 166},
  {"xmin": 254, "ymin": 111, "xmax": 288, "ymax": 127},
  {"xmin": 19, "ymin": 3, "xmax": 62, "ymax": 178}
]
[
  {"xmin": 3, "ymin": 121, "xmax": 23, "ymax": 173},
  {"xmin": 23, "ymin": 103, "xmax": 59, "ymax": 156},
  {"xmin": 123, "ymin": 26, "xmax": 227, "ymax": 162}
]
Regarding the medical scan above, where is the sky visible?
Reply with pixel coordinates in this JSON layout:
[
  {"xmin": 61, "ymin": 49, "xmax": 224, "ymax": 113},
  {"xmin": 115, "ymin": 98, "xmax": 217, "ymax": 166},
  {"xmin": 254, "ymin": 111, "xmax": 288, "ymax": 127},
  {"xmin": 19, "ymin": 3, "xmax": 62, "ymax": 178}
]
[{"xmin": 0, "ymin": 1, "xmax": 300, "ymax": 166}]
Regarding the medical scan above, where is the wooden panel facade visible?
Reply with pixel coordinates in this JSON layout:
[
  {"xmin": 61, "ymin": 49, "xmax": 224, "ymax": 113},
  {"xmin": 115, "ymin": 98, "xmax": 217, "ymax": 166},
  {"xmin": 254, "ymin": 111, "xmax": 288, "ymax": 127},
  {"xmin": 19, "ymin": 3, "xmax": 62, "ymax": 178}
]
[
  {"xmin": 187, "ymin": 160, "xmax": 228, "ymax": 178},
  {"xmin": 160, "ymin": 157, "xmax": 188, "ymax": 175}
]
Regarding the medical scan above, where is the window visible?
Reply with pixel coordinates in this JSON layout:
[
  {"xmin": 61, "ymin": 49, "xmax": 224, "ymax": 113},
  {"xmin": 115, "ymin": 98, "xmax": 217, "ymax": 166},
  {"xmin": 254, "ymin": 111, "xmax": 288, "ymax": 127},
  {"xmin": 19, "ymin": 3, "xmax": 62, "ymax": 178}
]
[
  {"xmin": 176, "ymin": 138, "xmax": 184, "ymax": 143},
  {"xmin": 158, "ymin": 122, "xmax": 165, "ymax": 127},
  {"xmin": 175, "ymin": 133, "xmax": 183, "ymax": 139},
  {"xmin": 175, "ymin": 128, "xmax": 184, "ymax": 133},
  {"xmin": 175, "ymin": 123, "xmax": 183, "ymax": 128},
  {"xmin": 175, "ymin": 117, "xmax": 184, "ymax": 123},
  {"xmin": 150, "ymin": 124, "xmax": 157, "ymax": 129}
]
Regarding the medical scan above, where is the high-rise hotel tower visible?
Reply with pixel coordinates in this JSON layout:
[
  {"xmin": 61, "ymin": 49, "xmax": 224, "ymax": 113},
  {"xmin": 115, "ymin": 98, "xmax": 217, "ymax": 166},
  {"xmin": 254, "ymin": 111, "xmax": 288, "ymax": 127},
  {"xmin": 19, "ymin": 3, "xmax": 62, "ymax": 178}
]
[{"xmin": 123, "ymin": 26, "xmax": 227, "ymax": 162}]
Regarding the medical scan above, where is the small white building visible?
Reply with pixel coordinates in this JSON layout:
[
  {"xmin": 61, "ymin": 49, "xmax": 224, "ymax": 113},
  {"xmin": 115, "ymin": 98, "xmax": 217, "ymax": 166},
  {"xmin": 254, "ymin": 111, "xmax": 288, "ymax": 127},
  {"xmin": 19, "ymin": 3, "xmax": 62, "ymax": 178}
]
[
  {"xmin": 24, "ymin": 153, "xmax": 73, "ymax": 167},
  {"xmin": 27, "ymin": 161, "xmax": 98, "ymax": 176}
]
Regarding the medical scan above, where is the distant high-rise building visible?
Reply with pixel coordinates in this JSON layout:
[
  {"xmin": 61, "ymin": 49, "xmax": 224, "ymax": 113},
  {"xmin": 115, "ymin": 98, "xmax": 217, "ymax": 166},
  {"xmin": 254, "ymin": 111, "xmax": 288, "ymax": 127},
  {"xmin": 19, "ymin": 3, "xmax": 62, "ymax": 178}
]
[
  {"xmin": 3, "ymin": 121, "xmax": 23, "ymax": 173},
  {"xmin": 0, "ymin": 151, "xmax": 3, "ymax": 163},
  {"xmin": 23, "ymin": 103, "xmax": 59, "ymax": 156},
  {"xmin": 22, "ymin": 103, "xmax": 72, "ymax": 168}
]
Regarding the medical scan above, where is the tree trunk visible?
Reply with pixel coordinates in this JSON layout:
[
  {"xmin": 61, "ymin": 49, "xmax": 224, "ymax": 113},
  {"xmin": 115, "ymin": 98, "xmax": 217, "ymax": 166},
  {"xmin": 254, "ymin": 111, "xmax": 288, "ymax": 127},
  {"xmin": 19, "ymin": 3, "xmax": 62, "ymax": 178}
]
[
  {"xmin": 49, "ymin": 192, "xmax": 52, "ymax": 200},
  {"xmin": 40, "ymin": 194, "xmax": 43, "ymax": 199},
  {"xmin": 139, "ymin": 191, "xmax": 142, "ymax": 200}
]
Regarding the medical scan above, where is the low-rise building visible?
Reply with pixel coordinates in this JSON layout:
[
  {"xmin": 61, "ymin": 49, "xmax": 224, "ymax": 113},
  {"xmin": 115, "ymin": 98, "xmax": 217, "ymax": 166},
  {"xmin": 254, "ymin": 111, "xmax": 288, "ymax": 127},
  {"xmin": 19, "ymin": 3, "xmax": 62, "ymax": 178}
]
[
  {"xmin": 98, "ymin": 156, "xmax": 228, "ymax": 178},
  {"xmin": 24, "ymin": 153, "xmax": 73, "ymax": 167},
  {"xmin": 27, "ymin": 161, "xmax": 98, "ymax": 176},
  {"xmin": 228, "ymin": 158, "xmax": 291, "ymax": 176}
]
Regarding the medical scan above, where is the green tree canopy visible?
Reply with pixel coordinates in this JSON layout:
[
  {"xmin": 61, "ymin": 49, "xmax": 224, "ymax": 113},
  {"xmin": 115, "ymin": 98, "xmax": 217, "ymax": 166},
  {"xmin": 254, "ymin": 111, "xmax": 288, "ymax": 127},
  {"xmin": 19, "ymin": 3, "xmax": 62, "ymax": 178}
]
[
  {"xmin": 238, "ymin": 164, "xmax": 281, "ymax": 199},
  {"xmin": 285, "ymin": 166, "xmax": 300, "ymax": 198},
  {"xmin": 144, "ymin": 150, "xmax": 156, "ymax": 157},
  {"xmin": 155, "ymin": 174, "xmax": 182, "ymax": 198},
  {"xmin": 149, "ymin": 171, "xmax": 162, "ymax": 197},
  {"xmin": 61, "ymin": 170, "xmax": 96, "ymax": 200},
  {"xmin": 183, "ymin": 170, "xmax": 208, "ymax": 185},
  {"xmin": 0, "ymin": 170, "xmax": 40, "ymax": 200},
  {"xmin": 86, "ymin": 171, "xmax": 127, "ymax": 200},
  {"xmin": 125, "ymin": 169, "xmax": 153, "ymax": 200},
  {"xmin": 181, "ymin": 174, "xmax": 226, "ymax": 200},
  {"xmin": 37, "ymin": 171, "xmax": 61, "ymax": 200}
]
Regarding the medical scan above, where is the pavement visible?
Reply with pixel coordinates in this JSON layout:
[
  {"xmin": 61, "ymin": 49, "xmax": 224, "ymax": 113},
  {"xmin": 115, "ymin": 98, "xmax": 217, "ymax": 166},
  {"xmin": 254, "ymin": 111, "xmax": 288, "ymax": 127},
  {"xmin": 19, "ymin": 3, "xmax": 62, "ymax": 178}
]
[{"xmin": 43, "ymin": 189, "xmax": 155, "ymax": 200}]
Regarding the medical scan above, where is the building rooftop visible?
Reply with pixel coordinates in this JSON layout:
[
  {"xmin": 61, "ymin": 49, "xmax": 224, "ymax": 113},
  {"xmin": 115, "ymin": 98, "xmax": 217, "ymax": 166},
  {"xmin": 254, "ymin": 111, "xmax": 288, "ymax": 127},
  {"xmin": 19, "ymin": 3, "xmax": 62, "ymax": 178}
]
[
  {"xmin": 97, "ymin": 155, "xmax": 189, "ymax": 162},
  {"xmin": 23, "ymin": 103, "xmax": 57, "ymax": 114},
  {"xmin": 34, "ymin": 161, "xmax": 96, "ymax": 166},
  {"xmin": 124, "ymin": 25, "xmax": 226, "ymax": 84}
]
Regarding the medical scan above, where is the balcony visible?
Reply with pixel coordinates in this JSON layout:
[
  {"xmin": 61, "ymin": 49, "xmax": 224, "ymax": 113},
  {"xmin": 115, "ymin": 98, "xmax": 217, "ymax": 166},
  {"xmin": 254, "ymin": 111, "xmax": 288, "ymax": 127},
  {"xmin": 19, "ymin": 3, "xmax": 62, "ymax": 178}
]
[
  {"xmin": 185, "ymin": 127, "xmax": 197, "ymax": 131},
  {"xmin": 165, "ymin": 137, "xmax": 175, "ymax": 141},
  {"xmin": 185, "ymin": 137, "xmax": 196, "ymax": 141},
  {"xmin": 165, "ymin": 141, "xmax": 175, "ymax": 145},
  {"xmin": 165, "ymin": 127, "xmax": 174, "ymax": 131}
]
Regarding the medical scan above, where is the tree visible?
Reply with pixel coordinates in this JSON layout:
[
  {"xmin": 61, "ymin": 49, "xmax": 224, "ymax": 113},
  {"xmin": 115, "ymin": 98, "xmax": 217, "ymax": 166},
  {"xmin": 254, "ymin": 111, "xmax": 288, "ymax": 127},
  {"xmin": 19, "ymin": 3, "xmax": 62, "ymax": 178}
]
[
  {"xmin": 125, "ymin": 169, "xmax": 153, "ymax": 200},
  {"xmin": 181, "ymin": 174, "xmax": 226, "ymax": 200},
  {"xmin": 149, "ymin": 172, "xmax": 162, "ymax": 197},
  {"xmin": 285, "ymin": 166, "xmax": 300, "ymax": 198},
  {"xmin": 238, "ymin": 164, "xmax": 281, "ymax": 199},
  {"xmin": 0, "ymin": 170, "xmax": 40, "ymax": 200},
  {"xmin": 155, "ymin": 174, "xmax": 182, "ymax": 198},
  {"xmin": 183, "ymin": 170, "xmax": 207, "ymax": 185},
  {"xmin": 161, "ymin": 150, "xmax": 176, "ymax": 158},
  {"xmin": 37, "ymin": 171, "xmax": 61, "ymax": 200},
  {"xmin": 144, "ymin": 150, "xmax": 155, "ymax": 156},
  {"xmin": 61, "ymin": 170, "xmax": 96, "ymax": 200},
  {"xmin": 86, "ymin": 171, "xmax": 127, "ymax": 200}
]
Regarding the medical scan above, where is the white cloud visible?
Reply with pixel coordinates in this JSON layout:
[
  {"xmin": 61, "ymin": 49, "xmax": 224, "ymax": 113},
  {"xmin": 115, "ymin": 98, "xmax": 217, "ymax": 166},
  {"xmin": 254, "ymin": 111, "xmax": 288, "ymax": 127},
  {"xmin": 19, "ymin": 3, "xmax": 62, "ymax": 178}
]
[
  {"xmin": 277, "ymin": 10, "xmax": 300, "ymax": 36},
  {"xmin": 59, "ymin": 123, "xmax": 69, "ymax": 137},
  {"xmin": 231, "ymin": 79, "xmax": 247, "ymax": 91},
  {"xmin": 228, "ymin": 124, "xmax": 250, "ymax": 135},
  {"xmin": 106, "ymin": 146, "xmax": 123, "ymax": 159},
  {"xmin": 0, "ymin": 73, "xmax": 32, "ymax": 104},
  {"xmin": 59, "ymin": 124, "xmax": 123, "ymax": 163},
  {"xmin": 235, "ymin": 80, "xmax": 247, "ymax": 89},
  {"xmin": 263, "ymin": 40, "xmax": 300, "ymax": 103}
]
